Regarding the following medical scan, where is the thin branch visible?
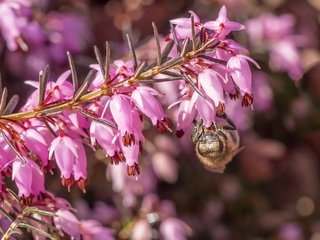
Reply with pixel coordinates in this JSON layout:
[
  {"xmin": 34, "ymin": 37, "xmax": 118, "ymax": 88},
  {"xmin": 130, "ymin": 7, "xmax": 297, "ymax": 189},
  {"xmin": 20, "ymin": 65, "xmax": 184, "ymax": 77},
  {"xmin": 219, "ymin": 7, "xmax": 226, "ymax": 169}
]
[
  {"xmin": 19, "ymin": 223, "xmax": 56, "ymax": 240},
  {"xmin": 0, "ymin": 206, "xmax": 13, "ymax": 221},
  {"xmin": 0, "ymin": 35, "xmax": 220, "ymax": 121},
  {"xmin": 26, "ymin": 215, "xmax": 58, "ymax": 231},
  {"xmin": 5, "ymin": 189, "xmax": 20, "ymax": 205}
]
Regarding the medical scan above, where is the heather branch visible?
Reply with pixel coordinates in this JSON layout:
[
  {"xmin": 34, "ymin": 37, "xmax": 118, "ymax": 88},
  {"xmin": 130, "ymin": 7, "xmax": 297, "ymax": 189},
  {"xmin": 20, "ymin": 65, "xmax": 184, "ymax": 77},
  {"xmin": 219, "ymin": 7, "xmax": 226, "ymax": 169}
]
[
  {"xmin": 0, "ymin": 37, "xmax": 219, "ymax": 122},
  {"xmin": 1, "ymin": 202, "xmax": 57, "ymax": 240}
]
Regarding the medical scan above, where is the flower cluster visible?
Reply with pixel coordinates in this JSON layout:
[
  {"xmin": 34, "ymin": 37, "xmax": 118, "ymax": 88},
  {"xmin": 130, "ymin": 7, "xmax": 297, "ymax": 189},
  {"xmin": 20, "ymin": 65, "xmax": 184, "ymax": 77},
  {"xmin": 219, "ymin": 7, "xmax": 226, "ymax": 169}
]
[
  {"xmin": 167, "ymin": 7, "xmax": 259, "ymax": 136},
  {"xmin": 246, "ymin": 13, "xmax": 304, "ymax": 80},
  {"xmin": 0, "ymin": 0, "xmax": 30, "ymax": 51},
  {"xmin": 0, "ymin": 4, "xmax": 258, "ymax": 198},
  {"xmin": 0, "ymin": 5, "xmax": 258, "ymax": 239},
  {"xmin": 0, "ymin": 0, "xmax": 91, "ymax": 78},
  {"xmin": 0, "ymin": 191, "xmax": 115, "ymax": 239}
]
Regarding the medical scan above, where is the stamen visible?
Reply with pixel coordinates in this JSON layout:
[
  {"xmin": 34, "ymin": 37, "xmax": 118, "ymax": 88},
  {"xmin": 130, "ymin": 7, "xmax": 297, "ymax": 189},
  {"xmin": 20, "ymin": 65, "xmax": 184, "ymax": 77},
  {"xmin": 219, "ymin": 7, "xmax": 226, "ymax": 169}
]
[{"xmin": 127, "ymin": 163, "xmax": 140, "ymax": 176}]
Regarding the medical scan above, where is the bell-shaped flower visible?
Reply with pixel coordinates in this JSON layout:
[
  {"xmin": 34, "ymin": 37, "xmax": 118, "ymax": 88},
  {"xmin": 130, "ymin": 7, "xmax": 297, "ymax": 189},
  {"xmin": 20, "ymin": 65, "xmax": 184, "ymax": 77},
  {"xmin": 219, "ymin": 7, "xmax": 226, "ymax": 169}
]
[
  {"xmin": 113, "ymin": 60, "xmax": 135, "ymax": 83},
  {"xmin": 227, "ymin": 54, "xmax": 260, "ymax": 106},
  {"xmin": 0, "ymin": 1, "xmax": 30, "ymax": 51},
  {"xmin": 90, "ymin": 122, "xmax": 119, "ymax": 158},
  {"xmin": 160, "ymin": 217, "xmax": 192, "ymax": 240},
  {"xmin": 80, "ymin": 220, "xmax": 114, "ymax": 240},
  {"xmin": 23, "ymin": 70, "xmax": 73, "ymax": 110},
  {"xmin": 12, "ymin": 158, "xmax": 45, "ymax": 197},
  {"xmin": 120, "ymin": 142, "xmax": 140, "ymax": 176},
  {"xmin": 0, "ymin": 135, "xmax": 16, "ymax": 171},
  {"xmin": 198, "ymin": 69, "xmax": 225, "ymax": 107},
  {"xmin": 89, "ymin": 64, "xmax": 117, "ymax": 90},
  {"xmin": 64, "ymin": 110, "xmax": 89, "ymax": 130},
  {"xmin": 109, "ymin": 94, "xmax": 144, "ymax": 146},
  {"xmin": 49, "ymin": 135, "xmax": 87, "ymax": 188},
  {"xmin": 131, "ymin": 86, "xmax": 169, "ymax": 129},
  {"xmin": 203, "ymin": 5, "xmax": 245, "ymax": 39},
  {"xmin": 269, "ymin": 39, "xmax": 303, "ymax": 80},
  {"xmin": 54, "ymin": 209, "xmax": 81, "ymax": 238},
  {"xmin": 171, "ymin": 98, "xmax": 196, "ymax": 137},
  {"xmin": 170, "ymin": 11, "xmax": 202, "ymax": 39},
  {"xmin": 190, "ymin": 92, "xmax": 216, "ymax": 128},
  {"xmin": 21, "ymin": 128, "xmax": 49, "ymax": 166},
  {"xmin": 131, "ymin": 219, "xmax": 152, "ymax": 240},
  {"xmin": 151, "ymin": 152, "xmax": 178, "ymax": 183}
]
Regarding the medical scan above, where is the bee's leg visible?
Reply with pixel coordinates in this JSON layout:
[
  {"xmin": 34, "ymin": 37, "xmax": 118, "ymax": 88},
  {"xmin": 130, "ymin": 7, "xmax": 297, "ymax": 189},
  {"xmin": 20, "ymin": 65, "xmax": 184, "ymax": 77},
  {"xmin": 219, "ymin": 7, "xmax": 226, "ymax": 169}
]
[
  {"xmin": 192, "ymin": 119, "xmax": 204, "ymax": 143},
  {"xmin": 216, "ymin": 112, "xmax": 236, "ymax": 130}
]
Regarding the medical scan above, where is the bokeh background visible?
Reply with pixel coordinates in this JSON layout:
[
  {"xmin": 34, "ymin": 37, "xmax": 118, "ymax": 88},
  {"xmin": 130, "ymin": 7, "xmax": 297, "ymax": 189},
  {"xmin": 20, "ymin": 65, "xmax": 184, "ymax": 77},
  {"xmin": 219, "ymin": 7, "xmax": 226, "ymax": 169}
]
[{"xmin": 1, "ymin": 0, "xmax": 320, "ymax": 239}]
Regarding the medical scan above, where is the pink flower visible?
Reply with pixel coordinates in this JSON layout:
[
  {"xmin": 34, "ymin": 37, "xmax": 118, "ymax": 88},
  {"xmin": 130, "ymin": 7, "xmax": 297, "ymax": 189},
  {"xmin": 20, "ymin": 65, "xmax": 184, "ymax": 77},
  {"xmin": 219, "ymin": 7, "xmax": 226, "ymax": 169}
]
[
  {"xmin": 172, "ymin": 99, "xmax": 196, "ymax": 137},
  {"xmin": 21, "ymin": 128, "xmax": 49, "ymax": 166},
  {"xmin": 90, "ymin": 64, "xmax": 116, "ymax": 90},
  {"xmin": 252, "ymin": 71, "xmax": 273, "ymax": 111},
  {"xmin": 23, "ymin": 70, "xmax": 73, "ymax": 110},
  {"xmin": 131, "ymin": 219, "xmax": 152, "ymax": 240},
  {"xmin": 190, "ymin": 92, "xmax": 216, "ymax": 128},
  {"xmin": 80, "ymin": 220, "xmax": 114, "ymax": 240},
  {"xmin": 203, "ymin": 5, "xmax": 245, "ymax": 39},
  {"xmin": 198, "ymin": 69, "xmax": 225, "ymax": 107},
  {"xmin": 45, "ymin": 12, "xmax": 92, "ymax": 64},
  {"xmin": 120, "ymin": 142, "xmax": 140, "ymax": 176},
  {"xmin": 269, "ymin": 39, "xmax": 303, "ymax": 80},
  {"xmin": 246, "ymin": 13, "xmax": 304, "ymax": 80},
  {"xmin": 0, "ymin": 1, "xmax": 30, "ymax": 51},
  {"xmin": 54, "ymin": 209, "xmax": 81, "ymax": 238},
  {"xmin": 49, "ymin": 134, "xmax": 87, "ymax": 190},
  {"xmin": 112, "ymin": 60, "xmax": 135, "ymax": 83},
  {"xmin": 131, "ymin": 86, "xmax": 165, "ymax": 125},
  {"xmin": 109, "ymin": 94, "xmax": 144, "ymax": 146},
  {"xmin": 170, "ymin": 11, "xmax": 202, "ymax": 39},
  {"xmin": 64, "ymin": 110, "xmax": 89, "ymax": 130},
  {"xmin": 160, "ymin": 217, "xmax": 192, "ymax": 240},
  {"xmin": 90, "ymin": 122, "xmax": 119, "ymax": 158},
  {"xmin": 151, "ymin": 152, "xmax": 178, "ymax": 183},
  {"xmin": 227, "ymin": 54, "xmax": 260, "ymax": 106},
  {"xmin": 12, "ymin": 158, "xmax": 45, "ymax": 197},
  {"xmin": 131, "ymin": 86, "xmax": 171, "ymax": 132},
  {"xmin": 0, "ymin": 135, "xmax": 16, "ymax": 172}
]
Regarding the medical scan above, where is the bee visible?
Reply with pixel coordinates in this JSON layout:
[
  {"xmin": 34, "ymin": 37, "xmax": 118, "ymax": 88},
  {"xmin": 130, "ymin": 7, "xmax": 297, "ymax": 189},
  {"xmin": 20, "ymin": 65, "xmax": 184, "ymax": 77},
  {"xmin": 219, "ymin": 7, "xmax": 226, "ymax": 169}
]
[{"xmin": 191, "ymin": 113, "xmax": 242, "ymax": 173}]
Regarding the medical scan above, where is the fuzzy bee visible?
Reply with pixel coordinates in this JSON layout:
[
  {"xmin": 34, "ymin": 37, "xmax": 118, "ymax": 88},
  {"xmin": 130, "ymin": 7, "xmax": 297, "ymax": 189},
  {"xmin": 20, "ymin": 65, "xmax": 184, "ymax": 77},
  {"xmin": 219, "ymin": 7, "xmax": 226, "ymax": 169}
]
[{"xmin": 191, "ymin": 113, "xmax": 243, "ymax": 173}]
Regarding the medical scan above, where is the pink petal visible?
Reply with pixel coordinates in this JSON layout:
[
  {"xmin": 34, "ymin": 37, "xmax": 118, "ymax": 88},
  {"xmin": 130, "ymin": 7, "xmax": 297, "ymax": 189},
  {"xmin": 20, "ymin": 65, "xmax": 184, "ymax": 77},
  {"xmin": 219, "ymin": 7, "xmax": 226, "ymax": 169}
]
[{"xmin": 198, "ymin": 69, "xmax": 225, "ymax": 106}]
